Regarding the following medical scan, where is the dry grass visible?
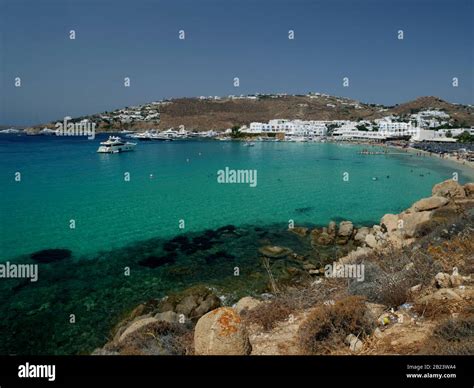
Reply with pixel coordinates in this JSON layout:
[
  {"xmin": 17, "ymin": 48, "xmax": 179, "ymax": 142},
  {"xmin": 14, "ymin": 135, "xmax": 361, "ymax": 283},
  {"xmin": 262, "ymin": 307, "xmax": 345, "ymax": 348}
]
[
  {"xmin": 348, "ymin": 244, "xmax": 442, "ymax": 308},
  {"xmin": 241, "ymin": 298, "xmax": 293, "ymax": 331},
  {"xmin": 419, "ymin": 315, "xmax": 474, "ymax": 355},
  {"xmin": 425, "ymin": 227, "xmax": 474, "ymax": 274},
  {"xmin": 107, "ymin": 321, "xmax": 194, "ymax": 355},
  {"xmin": 242, "ymin": 278, "xmax": 346, "ymax": 331},
  {"xmin": 297, "ymin": 295, "xmax": 374, "ymax": 355}
]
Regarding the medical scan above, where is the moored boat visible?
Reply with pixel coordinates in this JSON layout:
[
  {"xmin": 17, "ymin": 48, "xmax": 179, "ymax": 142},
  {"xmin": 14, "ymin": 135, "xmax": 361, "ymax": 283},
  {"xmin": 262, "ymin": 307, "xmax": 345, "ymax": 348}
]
[{"xmin": 97, "ymin": 136, "xmax": 137, "ymax": 153}]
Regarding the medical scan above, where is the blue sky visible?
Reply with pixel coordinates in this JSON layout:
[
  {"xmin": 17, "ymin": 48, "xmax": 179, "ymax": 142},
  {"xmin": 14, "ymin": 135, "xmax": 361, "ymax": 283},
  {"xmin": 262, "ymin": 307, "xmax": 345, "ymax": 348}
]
[{"xmin": 1, "ymin": 0, "xmax": 472, "ymax": 125}]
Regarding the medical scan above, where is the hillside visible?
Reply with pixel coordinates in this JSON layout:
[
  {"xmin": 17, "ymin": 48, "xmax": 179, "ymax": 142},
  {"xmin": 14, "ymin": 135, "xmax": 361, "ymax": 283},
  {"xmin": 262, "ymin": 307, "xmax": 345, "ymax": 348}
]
[{"xmin": 26, "ymin": 94, "xmax": 474, "ymax": 133}]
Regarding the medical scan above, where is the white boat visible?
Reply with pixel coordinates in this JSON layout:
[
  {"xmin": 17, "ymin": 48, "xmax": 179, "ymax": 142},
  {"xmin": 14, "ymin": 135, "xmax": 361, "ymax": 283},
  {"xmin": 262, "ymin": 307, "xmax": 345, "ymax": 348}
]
[
  {"xmin": 0, "ymin": 128, "xmax": 21, "ymax": 134},
  {"xmin": 39, "ymin": 128, "xmax": 57, "ymax": 136},
  {"xmin": 97, "ymin": 136, "xmax": 136, "ymax": 153}
]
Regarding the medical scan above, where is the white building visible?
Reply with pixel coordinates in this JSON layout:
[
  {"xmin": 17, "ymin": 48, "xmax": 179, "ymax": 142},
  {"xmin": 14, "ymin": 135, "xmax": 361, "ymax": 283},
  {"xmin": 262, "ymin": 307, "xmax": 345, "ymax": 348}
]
[{"xmin": 247, "ymin": 119, "xmax": 327, "ymax": 138}]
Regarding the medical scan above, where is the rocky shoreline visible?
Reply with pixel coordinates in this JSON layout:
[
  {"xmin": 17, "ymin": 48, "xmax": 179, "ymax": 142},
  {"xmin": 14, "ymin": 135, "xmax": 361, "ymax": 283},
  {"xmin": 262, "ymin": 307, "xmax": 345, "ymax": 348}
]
[{"xmin": 94, "ymin": 179, "xmax": 474, "ymax": 356}]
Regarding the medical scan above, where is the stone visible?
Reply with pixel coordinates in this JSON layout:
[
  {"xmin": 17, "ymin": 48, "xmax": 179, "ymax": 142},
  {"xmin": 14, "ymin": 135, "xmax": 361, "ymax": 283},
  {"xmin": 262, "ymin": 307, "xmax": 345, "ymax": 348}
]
[
  {"xmin": 159, "ymin": 285, "xmax": 221, "ymax": 320},
  {"xmin": 338, "ymin": 221, "xmax": 354, "ymax": 237},
  {"xmin": 234, "ymin": 296, "xmax": 261, "ymax": 314},
  {"xmin": 194, "ymin": 294, "xmax": 221, "ymax": 318},
  {"xmin": 432, "ymin": 179, "xmax": 466, "ymax": 199},
  {"xmin": 258, "ymin": 245, "xmax": 293, "ymax": 259},
  {"xmin": 365, "ymin": 234, "xmax": 378, "ymax": 249},
  {"xmin": 435, "ymin": 272, "xmax": 452, "ymax": 288},
  {"xmin": 450, "ymin": 274, "xmax": 464, "ymax": 288},
  {"xmin": 381, "ymin": 214, "xmax": 399, "ymax": 233},
  {"xmin": 418, "ymin": 288, "xmax": 462, "ymax": 302},
  {"xmin": 118, "ymin": 317, "xmax": 159, "ymax": 343},
  {"xmin": 464, "ymin": 183, "xmax": 474, "ymax": 197},
  {"xmin": 317, "ymin": 232, "xmax": 333, "ymax": 246},
  {"xmin": 175, "ymin": 295, "xmax": 199, "ymax": 316},
  {"xmin": 338, "ymin": 247, "xmax": 373, "ymax": 264},
  {"xmin": 373, "ymin": 328, "xmax": 383, "ymax": 339},
  {"xmin": 194, "ymin": 307, "xmax": 251, "ymax": 355},
  {"xmin": 410, "ymin": 196, "xmax": 449, "ymax": 212},
  {"xmin": 327, "ymin": 221, "xmax": 337, "ymax": 236},
  {"xmin": 410, "ymin": 284, "xmax": 422, "ymax": 293},
  {"xmin": 399, "ymin": 211, "xmax": 433, "ymax": 238},
  {"xmin": 154, "ymin": 310, "xmax": 179, "ymax": 323},
  {"xmin": 289, "ymin": 227, "xmax": 308, "ymax": 237},
  {"xmin": 354, "ymin": 227, "xmax": 370, "ymax": 242},
  {"xmin": 345, "ymin": 334, "xmax": 363, "ymax": 353},
  {"xmin": 303, "ymin": 262, "xmax": 317, "ymax": 270}
]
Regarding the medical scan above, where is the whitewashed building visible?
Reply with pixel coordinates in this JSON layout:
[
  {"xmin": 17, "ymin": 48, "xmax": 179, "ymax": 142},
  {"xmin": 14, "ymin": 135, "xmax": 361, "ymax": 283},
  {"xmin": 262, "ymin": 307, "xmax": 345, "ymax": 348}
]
[{"xmin": 247, "ymin": 119, "xmax": 328, "ymax": 138}]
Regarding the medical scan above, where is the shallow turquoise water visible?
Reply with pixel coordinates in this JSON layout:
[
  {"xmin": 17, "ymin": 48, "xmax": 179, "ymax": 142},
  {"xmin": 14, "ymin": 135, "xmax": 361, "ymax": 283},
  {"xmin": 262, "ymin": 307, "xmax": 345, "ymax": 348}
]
[
  {"xmin": 1, "ymin": 135, "xmax": 472, "ymax": 261},
  {"xmin": 0, "ymin": 134, "xmax": 473, "ymax": 355}
]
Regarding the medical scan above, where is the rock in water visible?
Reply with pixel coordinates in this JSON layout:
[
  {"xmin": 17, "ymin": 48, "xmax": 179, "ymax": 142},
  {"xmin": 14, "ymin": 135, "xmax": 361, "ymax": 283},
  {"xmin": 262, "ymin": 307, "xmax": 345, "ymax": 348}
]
[
  {"xmin": 194, "ymin": 307, "xmax": 251, "ymax": 355},
  {"xmin": 336, "ymin": 221, "xmax": 354, "ymax": 244},
  {"xmin": 258, "ymin": 245, "xmax": 293, "ymax": 259},
  {"xmin": 337, "ymin": 221, "xmax": 354, "ymax": 237},
  {"xmin": 289, "ymin": 226, "xmax": 309, "ymax": 237},
  {"xmin": 30, "ymin": 248, "xmax": 72, "ymax": 263}
]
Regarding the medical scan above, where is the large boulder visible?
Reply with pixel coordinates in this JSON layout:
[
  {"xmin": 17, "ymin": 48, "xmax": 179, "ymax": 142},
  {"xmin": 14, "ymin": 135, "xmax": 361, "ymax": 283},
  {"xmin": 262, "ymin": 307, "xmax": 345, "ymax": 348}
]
[
  {"xmin": 432, "ymin": 180, "xmax": 466, "ymax": 199},
  {"xmin": 365, "ymin": 233, "xmax": 378, "ymax": 249},
  {"xmin": 336, "ymin": 221, "xmax": 354, "ymax": 245},
  {"xmin": 159, "ymin": 285, "xmax": 221, "ymax": 320},
  {"xmin": 327, "ymin": 221, "xmax": 337, "ymax": 237},
  {"xmin": 337, "ymin": 221, "xmax": 354, "ymax": 237},
  {"xmin": 354, "ymin": 227, "xmax": 370, "ymax": 243},
  {"xmin": 410, "ymin": 196, "xmax": 449, "ymax": 212},
  {"xmin": 194, "ymin": 307, "xmax": 251, "ymax": 355},
  {"xmin": 399, "ymin": 211, "xmax": 433, "ymax": 238},
  {"xmin": 381, "ymin": 214, "xmax": 399, "ymax": 233}
]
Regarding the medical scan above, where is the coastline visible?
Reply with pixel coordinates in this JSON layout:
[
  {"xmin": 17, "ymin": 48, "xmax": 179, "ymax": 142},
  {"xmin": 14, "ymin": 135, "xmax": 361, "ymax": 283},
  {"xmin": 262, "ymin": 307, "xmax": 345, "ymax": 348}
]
[{"xmin": 94, "ymin": 178, "xmax": 474, "ymax": 356}]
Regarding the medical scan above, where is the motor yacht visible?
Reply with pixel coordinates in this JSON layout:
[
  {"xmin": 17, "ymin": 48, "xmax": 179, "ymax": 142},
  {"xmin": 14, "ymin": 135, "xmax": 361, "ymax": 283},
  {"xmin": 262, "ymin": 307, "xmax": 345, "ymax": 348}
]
[{"xmin": 97, "ymin": 136, "xmax": 137, "ymax": 153}]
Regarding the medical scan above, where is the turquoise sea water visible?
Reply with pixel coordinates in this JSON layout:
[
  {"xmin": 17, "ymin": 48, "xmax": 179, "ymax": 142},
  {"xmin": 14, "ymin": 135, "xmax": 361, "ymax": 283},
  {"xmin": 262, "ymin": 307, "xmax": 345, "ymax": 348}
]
[
  {"xmin": 2, "ymin": 135, "xmax": 473, "ymax": 260},
  {"xmin": 0, "ymin": 134, "xmax": 473, "ymax": 355}
]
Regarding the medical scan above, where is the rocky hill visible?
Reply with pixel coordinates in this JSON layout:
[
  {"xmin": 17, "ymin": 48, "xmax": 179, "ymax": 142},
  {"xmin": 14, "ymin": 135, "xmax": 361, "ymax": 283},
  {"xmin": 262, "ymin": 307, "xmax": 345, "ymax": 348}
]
[{"xmin": 25, "ymin": 94, "xmax": 474, "ymax": 133}]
